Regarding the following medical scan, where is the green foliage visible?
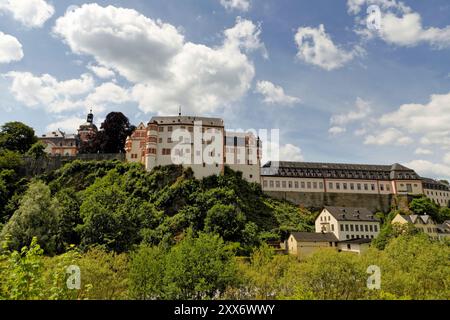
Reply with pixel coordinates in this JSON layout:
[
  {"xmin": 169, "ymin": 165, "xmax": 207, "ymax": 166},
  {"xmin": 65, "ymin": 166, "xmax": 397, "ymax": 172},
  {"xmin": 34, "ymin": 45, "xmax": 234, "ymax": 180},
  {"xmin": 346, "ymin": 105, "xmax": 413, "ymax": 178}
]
[
  {"xmin": 26, "ymin": 141, "xmax": 48, "ymax": 160},
  {"xmin": 129, "ymin": 231, "xmax": 238, "ymax": 300},
  {"xmin": 1, "ymin": 181, "xmax": 60, "ymax": 254},
  {"xmin": 0, "ymin": 237, "xmax": 45, "ymax": 300},
  {"xmin": 0, "ymin": 149, "xmax": 23, "ymax": 170},
  {"xmin": 0, "ymin": 122, "xmax": 38, "ymax": 154},
  {"xmin": 409, "ymin": 196, "xmax": 440, "ymax": 221}
]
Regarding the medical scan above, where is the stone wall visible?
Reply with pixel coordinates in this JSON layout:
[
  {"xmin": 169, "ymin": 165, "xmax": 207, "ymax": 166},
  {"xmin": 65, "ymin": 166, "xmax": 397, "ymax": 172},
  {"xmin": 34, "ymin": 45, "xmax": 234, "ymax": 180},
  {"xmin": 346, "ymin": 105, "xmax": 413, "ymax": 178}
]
[
  {"xmin": 18, "ymin": 153, "xmax": 126, "ymax": 177},
  {"xmin": 264, "ymin": 191, "xmax": 410, "ymax": 213}
]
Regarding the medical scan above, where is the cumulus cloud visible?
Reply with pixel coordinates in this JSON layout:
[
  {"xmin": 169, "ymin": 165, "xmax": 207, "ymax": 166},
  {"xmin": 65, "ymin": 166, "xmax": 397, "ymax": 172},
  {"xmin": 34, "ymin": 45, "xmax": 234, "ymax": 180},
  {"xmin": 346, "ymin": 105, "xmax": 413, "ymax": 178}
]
[
  {"xmin": 261, "ymin": 141, "xmax": 304, "ymax": 164},
  {"xmin": 364, "ymin": 128, "xmax": 413, "ymax": 146},
  {"xmin": 348, "ymin": 0, "xmax": 450, "ymax": 48},
  {"xmin": 331, "ymin": 97, "xmax": 372, "ymax": 126},
  {"xmin": 294, "ymin": 24, "xmax": 363, "ymax": 71},
  {"xmin": 0, "ymin": 0, "xmax": 54, "ymax": 28},
  {"xmin": 415, "ymin": 148, "xmax": 433, "ymax": 156},
  {"xmin": 404, "ymin": 160, "xmax": 450, "ymax": 180},
  {"xmin": 53, "ymin": 4, "xmax": 265, "ymax": 115},
  {"xmin": 0, "ymin": 31, "xmax": 23, "ymax": 63},
  {"xmin": 379, "ymin": 92, "xmax": 450, "ymax": 135},
  {"xmin": 46, "ymin": 116, "xmax": 86, "ymax": 133},
  {"xmin": 3, "ymin": 71, "xmax": 131, "ymax": 114},
  {"xmin": 329, "ymin": 126, "xmax": 347, "ymax": 136},
  {"xmin": 4, "ymin": 72, "xmax": 94, "ymax": 112},
  {"xmin": 87, "ymin": 64, "xmax": 115, "ymax": 79},
  {"xmin": 255, "ymin": 81, "xmax": 301, "ymax": 106},
  {"xmin": 220, "ymin": 0, "xmax": 251, "ymax": 12}
]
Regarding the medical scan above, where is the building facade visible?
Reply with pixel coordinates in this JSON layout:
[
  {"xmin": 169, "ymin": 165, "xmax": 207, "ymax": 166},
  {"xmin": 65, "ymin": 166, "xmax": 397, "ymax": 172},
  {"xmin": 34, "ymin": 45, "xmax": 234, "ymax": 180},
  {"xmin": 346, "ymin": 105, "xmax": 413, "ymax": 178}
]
[
  {"xmin": 39, "ymin": 129, "xmax": 78, "ymax": 156},
  {"xmin": 392, "ymin": 214, "xmax": 439, "ymax": 240},
  {"xmin": 261, "ymin": 162, "xmax": 424, "ymax": 196},
  {"xmin": 315, "ymin": 206, "xmax": 381, "ymax": 241},
  {"xmin": 125, "ymin": 115, "xmax": 262, "ymax": 182},
  {"xmin": 422, "ymin": 178, "xmax": 450, "ymax": 207}
]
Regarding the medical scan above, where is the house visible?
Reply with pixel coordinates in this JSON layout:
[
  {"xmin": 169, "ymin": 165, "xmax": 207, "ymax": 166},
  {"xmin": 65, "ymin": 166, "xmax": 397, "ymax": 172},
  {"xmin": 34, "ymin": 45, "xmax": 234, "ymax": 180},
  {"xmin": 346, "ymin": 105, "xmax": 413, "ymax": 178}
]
[
  {"xmin": 337, "ymin": 238, "xmax": 372, "ymax": 254},
  {"xmin": 315, "ymin": 206, "xmax": 381, "ymax": 241},
  {"xmin": 391, "ymin": 214, "xmax": 439, "ymax": 240},
  {"xmin": 287, "ymin": 232, "xmax": 338, "ymax": 259},
  {"xmin": 437, "ymin": 220, "xmax": 450, "ymax": 240},
  {"xmin": 39, "ymin": 129, "xmax": 78, "ymax": 156}
]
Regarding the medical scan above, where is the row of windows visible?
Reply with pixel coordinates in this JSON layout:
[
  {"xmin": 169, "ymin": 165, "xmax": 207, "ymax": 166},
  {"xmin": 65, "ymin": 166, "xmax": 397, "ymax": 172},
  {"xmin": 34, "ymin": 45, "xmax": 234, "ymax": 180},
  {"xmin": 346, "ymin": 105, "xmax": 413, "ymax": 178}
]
[
  {"xmin": 263, "ymin": 179, "xmax": 392, "ymax": 193},
  {"xmin": 346, "ymin": 234, "xmax": 375, "ymax": 240},
  {"xmin": 426, "ymin": 190, "xmax": 450, "ymax": 198},
  {"xmin": 158, "ymin": 126, "xmax": 221, "ymax": 133},
  {"xmin": 340, "ymin": 224, "xmax": 378, "ymax": 233}
]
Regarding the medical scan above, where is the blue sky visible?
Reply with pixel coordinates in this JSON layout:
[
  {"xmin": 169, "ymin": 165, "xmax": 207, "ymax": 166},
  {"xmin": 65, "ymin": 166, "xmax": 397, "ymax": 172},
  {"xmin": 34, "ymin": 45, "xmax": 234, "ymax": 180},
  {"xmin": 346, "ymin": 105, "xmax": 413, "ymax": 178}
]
[{"xmin": 1, "ymin": 0, "xmax": 450, "ymax": 179}]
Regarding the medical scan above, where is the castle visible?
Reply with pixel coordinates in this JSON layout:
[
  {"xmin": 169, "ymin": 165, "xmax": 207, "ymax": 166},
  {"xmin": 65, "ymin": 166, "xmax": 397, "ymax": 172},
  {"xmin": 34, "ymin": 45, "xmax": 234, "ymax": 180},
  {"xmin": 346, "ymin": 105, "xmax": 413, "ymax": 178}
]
[
  {"xmin": 41, "ymin": 113, "xmax": 450, "ymax": 211},
  {"xmin": 126, "ymin": 114, "xmax": 449, "ymax": 211}
]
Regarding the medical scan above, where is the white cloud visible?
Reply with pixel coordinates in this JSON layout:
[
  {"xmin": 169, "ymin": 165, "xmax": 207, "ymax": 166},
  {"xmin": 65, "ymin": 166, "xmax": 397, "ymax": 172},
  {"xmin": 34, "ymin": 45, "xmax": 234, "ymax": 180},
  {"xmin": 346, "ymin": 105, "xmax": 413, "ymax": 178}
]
[
  {"xmin": 379, "ymin": 92, "xmax": 450, "ymax": 135},
  {"xmin": 331, "ymin": 97, "xmax": 372, "ymax": 126},
  {"xmin": 348, "ymin": 0, "xmax": 450, "ymax": 48},
  {"xmin": 255, "ymin": 81, "xmax": 301, "ymax": 106},
  {"xmin": 4, "ymin": 71, "xmax": 94, "ymax": 112},
  {"xmin": 0, "ymin": 0, "xmax": 54, "ymax": 28},
  {"xmin": 0, "ymin": 31, "xmax": 23, "ymax": 63},
  {"xmin": 364, "ymin": 128, "xmax": 413, "ymax": 146},
  {"xmin": 3, "ymin": 71, "xmax": 132, "ymax": 114},
  {"xmin": 54, "ymin": 4, "xmax": 265, "ymax": 115},
  {"xmin": 444, "ymin": 153, "xmax": 450, "ymax": 165},
  {"xmin": 85, "ymin": 82, "xmax": 130, "ymax": 106},
  {"xmin": 404, "ymin": 160, "xmax": 450, "ymax": 180},
  {"xmin": 46, "ymin": 116, "xmax": 86, "ymax": 133},
  {"xmin": 87, "ymin": 64, "xmax": 115, "ymax": 79},
  {"xmin": 415, "ymin": 148, "xmax": 433, "ymax": 156},
  {"xmin": 220, "ymin": 0, "xmax": 251, "ymax": 12},
  {"xmin": 294, "ymin": 24, "xmax": 363, "ymax": 71},
  {"xmin": 261, "ymin": 141, "xmax": 304, "ymax": 164},
  {"xmin": 329, "ymin": 126, "xmax": 347, "ymax": 135}
]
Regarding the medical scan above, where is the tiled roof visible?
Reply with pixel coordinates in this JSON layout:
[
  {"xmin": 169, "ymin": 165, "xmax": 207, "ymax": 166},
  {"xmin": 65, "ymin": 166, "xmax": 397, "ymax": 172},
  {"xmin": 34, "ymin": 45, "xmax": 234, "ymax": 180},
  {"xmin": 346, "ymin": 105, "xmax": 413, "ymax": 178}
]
[
  {"xmin": 324, "ymin": 206, "xmax": 380, "ymax": 222},
  {"xmin": 261, "ymin": 161, "xmax": 420, "ymax": 180},
  {"xmin": 399, "ymin": 214, "xmax": 435, "ymax": 225},
  {"xmin": 150, "ymin": 116, "xmax": 224, "ymax": 127},
  {"xmin": 421, "ymin": 177, "xmax": 450, "ymax": 191},
  {"xmin": 338, "ymin": 238, "xmax": 373, "ymax": 244},
  {"xmin": 290, "ymin": 232, "xmax": 338, "ymax": 242}
]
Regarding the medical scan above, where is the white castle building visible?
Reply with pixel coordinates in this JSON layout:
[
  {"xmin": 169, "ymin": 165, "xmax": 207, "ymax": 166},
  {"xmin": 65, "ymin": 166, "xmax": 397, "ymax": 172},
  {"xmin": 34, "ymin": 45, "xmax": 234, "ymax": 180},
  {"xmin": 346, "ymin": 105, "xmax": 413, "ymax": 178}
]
[{"xmin": 125, "ymin": 115, "xmax": 262, "ymax": 183}]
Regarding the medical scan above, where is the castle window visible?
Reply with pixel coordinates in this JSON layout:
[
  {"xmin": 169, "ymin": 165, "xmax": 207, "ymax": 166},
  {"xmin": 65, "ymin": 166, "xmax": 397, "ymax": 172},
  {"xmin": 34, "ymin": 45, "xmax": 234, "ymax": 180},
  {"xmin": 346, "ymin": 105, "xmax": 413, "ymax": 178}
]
[
  {"xmin": 357, "ymin": 184, "xmax": 362, "ymax": 190},
  {"xmin": 319, "ymin": 182, "xmax": 324, "ymax": 189},
  {"xmin": 313, "ymin": 182, "xmax": 318, "ymax": 189},
  {"xmin": 159, "ymin": 127, "xmax": 164, "ymax": 132},
  {"xmin": 307, "ymin": 182, "xmax": 312, "ymax": 189},
  {"xmin": 329, "ymin": 182, "xmax": 333, "ymax": 189},
  {"xmin": 295, "ymin": 182, "xmax": 299, "ymax": 188},
  {"xmin": 301, "ymin": 181, "xmax": 306, "ymax": 189},
  {"xmin": 282, "ymin": 181, "xmax": 287, "ymax": 188}
]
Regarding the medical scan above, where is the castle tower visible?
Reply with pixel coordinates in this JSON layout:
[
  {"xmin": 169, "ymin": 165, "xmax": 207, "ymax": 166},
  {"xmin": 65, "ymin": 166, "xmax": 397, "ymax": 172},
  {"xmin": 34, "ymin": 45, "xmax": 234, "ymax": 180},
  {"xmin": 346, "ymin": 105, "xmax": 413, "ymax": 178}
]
[{"xmin": 145, "ymin": 120, "xmax": 158, "ymax": 171}]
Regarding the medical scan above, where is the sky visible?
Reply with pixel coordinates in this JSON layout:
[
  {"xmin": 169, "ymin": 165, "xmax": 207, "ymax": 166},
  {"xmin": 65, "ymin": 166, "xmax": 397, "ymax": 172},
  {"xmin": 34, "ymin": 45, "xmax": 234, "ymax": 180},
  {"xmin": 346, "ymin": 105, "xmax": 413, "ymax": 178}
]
[{"xmin": 0, "ymin": 0, "xmax": 450, "ymax": 180}]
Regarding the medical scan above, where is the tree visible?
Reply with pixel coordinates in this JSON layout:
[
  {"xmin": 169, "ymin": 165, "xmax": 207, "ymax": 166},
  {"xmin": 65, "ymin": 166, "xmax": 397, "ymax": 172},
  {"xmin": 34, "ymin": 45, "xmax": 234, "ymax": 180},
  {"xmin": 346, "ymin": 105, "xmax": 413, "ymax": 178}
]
[
  {"xmin": 409, "ymin": 196, "xmax": 439, "ymax": 221},
  {"xmin": 129, "ymin": 245, "xmax": 166, "ymax": 300},
  {"xmin": 163, "ymin": 231, "xmax": 238, "ymax": 299},
  {"xmin": 0, "ymin": 122, "xmax": 37, "ymax": 154},
  {"xmin": 0, "ymin": 149, "xmax": 23, "ymax": 170},
  {"xmin": 204, "ymin": 204, "xmax": 246, "ymax": 242},
  {"xmin": 0, "ymin": 181, "xmax": 60, "ymax": 254},
  {"xmin": 96, "ymin": 112, "xmax": 135, "ymax": 153},
  {"xmin": 26, "ymin": 141, "xmax": 47, "ymax": 160}
]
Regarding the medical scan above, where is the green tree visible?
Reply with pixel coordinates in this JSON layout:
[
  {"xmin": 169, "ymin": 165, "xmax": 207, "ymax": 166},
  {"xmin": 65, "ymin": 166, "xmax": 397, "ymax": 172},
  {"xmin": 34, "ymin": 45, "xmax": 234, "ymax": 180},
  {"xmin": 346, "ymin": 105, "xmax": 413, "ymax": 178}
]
[
  {"xmin": 409, "ymin": 196, "xmax": 439, "ymax": 220},
  {"xmin": 0, "ymin": 122, "xmax": 37, "ymax": 154},
  {"xmin": 129, "ymin": 245, "xmax": 166, "ymax": 300},
  {"xmin": 204, "ymin": 204, "xmax": 246, "ymax": 242},
  {"xmin": 0, "ymin": 237, "xmax": 45, "ymax": 300},
  {"xmin": 0, "ymin": 181, "xmax": 60, "ymax": 254},
  {"xmin": 26, "ymin": 141, "xmax": 48, "ymax": 160},
  {"xmin": 286, "ymin": 250, "xmax": 368, "ymax": 300},
  {"xmin": 96, "ymin": 112, "xmax": 135, "ymax": 153},
  {"xmin": 163, "ymin": 231, "xmax": 238, "ymax": 299},
  {"xmin": 0, "ymin": 149, "xmax": 23, "ymax": 170}
]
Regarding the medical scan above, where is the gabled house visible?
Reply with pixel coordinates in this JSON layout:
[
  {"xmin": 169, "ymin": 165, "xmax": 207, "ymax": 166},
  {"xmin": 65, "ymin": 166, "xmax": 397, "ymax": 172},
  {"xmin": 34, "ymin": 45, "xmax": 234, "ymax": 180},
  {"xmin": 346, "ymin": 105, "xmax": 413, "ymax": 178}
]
[{"xmin": 391, "ymin": 214, "xmax": 439, "ymax": 239}]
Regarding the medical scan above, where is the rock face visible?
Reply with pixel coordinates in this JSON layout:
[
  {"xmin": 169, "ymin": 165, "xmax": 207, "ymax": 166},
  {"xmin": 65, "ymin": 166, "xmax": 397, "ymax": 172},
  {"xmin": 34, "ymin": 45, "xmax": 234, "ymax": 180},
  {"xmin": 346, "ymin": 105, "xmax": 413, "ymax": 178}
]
[{"xmin": 263, "ymin": 191, "xmax": 411, "ymax": 213}]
